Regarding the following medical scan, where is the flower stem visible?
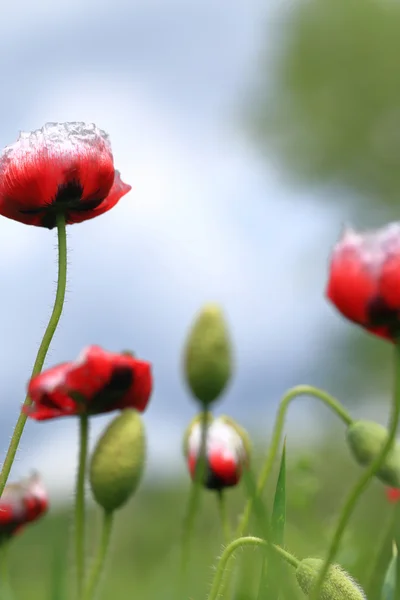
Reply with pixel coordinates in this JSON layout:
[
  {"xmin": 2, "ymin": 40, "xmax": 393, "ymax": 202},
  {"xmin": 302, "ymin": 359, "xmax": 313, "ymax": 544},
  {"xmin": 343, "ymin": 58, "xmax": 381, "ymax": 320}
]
[
  {"xmin": 206, "ymin": 536, "xmax": 299, "ymax": 600},
  {"xmin": 82, "ymin": 510, "xmax": 114, "ymax": 600},
  {"xmin": 217, "ymin": 490, "xmax": 231, "ymax": 544},
  {"xmin": 310, "ymin": 344, "xmax": 400, "ymax": 600},
  {"xmin": 179, "ymin": 409, "xmax": 208, "ymax": 598},
  {"xmin": 236, "ymin": 385, "xmax": 352, "ymax": 537},
  {"xmin": 0, "ymin": 213, "xmax": 67, "ymax": 498},
  {"xmin": 75, "ymin": 414, "xmax": 89, "ymax": 598}
]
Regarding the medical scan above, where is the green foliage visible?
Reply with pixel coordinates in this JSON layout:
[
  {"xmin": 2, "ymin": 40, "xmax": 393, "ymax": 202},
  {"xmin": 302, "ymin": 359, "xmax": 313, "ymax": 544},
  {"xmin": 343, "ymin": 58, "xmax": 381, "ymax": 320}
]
[
  {"xmin": 252, "ymin": 0, "xmax": 400, "ymax": 210},
  {"xmin": 381, "ymin": 543, "xmax": 397, "ymax": 600}
]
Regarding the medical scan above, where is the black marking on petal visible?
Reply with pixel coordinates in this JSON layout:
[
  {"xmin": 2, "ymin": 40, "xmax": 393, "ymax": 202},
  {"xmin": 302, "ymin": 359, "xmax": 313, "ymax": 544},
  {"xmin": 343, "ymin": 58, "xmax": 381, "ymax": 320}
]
[
  {"xmin": 90, "ymin": 366, "xmax": 134, "ymax": 413},
  {"xmin": 54, "ymin": 180, "xmax": 83, "ymax": 205},
  {"xmin": 367, "ymin": 296, "xmax": 400, "ymax": 337},
  {"xmin": 204, "ymin": 463, "xmax": 227, "ymax": 491}
]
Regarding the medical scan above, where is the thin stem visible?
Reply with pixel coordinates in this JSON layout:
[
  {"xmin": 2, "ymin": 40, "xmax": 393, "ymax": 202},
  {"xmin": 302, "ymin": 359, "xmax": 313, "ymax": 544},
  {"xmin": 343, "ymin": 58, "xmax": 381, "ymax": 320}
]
[
  {"xmin": 236, "ymin": 385, "xmax": 352, "ymax": 537},
  {"xmin": 82, "ymin": 510, "xmax": 114, "ymax": 600},
  {"xmin": 178, "ymin": 409, "xmax": 208, "ymax": 598},
  {"xmin": 206, "ymin": 536, "xmax": 299, "ymax": 600},
  {"xmin": 0, "ymin": 213, "xmax": 68, "ymax": 497},
  {"xmin": 75, "ymin": 414, "xmax": 89, "ymax": 599},
  {"xmin": 217, "ymin": 490, "xmax": 231, "ymax": 544},
  {"xmin": 310, "ymin": 344, "xmax": 400, "ymax": 600}
]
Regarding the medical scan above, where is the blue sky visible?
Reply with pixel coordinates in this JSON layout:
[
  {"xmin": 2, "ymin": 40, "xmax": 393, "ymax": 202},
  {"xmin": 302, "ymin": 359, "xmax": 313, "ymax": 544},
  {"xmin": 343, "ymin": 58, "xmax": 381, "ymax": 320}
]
[{"xmin": 0, "ymin": 0, "xmax": 354, "ymax": 497}]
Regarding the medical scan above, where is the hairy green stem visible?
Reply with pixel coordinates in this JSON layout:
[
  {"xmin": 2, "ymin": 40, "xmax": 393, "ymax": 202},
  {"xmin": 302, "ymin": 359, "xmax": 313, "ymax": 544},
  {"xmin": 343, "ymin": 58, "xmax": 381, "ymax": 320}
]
[
  {"xmin": 207, "ymin": 536, "xmax": 299, "ymax": 600},
  {"xmin": 0, "ymin": 213, "xmax": 67, "ymax": 498},
  {"xmin": 179, "ymin": 409, "xmax": 208, "ymax": 598},
  {"xmin": 237, "ymin": 385, "xmax": 352, "ymax": 537},
  {"xmin": 82, "ymin": 510, "xmax": 114, "ymax": 600},
  {"xmin": 310, "ymin": 344, "xmax": 400, "ymax": 600},
  {"xmin": 75, "ymin": 414, "xmax": 89, "ymax": 598}
]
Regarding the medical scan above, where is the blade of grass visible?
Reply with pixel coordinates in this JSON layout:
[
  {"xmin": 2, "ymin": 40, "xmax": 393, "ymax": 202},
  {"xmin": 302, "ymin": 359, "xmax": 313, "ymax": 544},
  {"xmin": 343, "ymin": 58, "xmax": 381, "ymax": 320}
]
[
  {"xmin": 241, "ymin": 467, "xmax": 300, "ymax": 600},
  {"xmin": 257, "ymin": 439, "xmax": 286, "ymax": 600}
]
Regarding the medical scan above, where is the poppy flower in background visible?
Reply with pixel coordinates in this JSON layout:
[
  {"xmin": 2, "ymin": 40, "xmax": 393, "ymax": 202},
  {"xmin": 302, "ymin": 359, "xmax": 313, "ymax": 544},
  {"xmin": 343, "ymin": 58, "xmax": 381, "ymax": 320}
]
[
  {"xmin": 326, "ymin": 223, "xmax": 400, "ymax": 341},
  {"xmin": 386, "ymin": 487, "xmax": 400, "ymax": 503},
  {"xmin": 0, "ymin": 122, "xmax": 131, "ymax": 229},
  {"xmin": 25, "ymin": 345, "xmax": 152, "ymax": 421},
  {"xmin": 184, "ymin": 415, "xmax": 250, "ymax": 491},
  {"xmin": 0, "ymin": 473, "xmax": 48, "ymax": 541}
]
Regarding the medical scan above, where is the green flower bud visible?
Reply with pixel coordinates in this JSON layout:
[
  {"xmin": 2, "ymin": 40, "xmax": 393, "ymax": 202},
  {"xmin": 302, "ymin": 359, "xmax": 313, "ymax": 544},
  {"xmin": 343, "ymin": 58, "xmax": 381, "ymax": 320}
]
[
  {"xmin": 90, "ymin": 409, "xmax": 146, "ymax": 512},
  {"xmin": 183, "ymin": 303, "xmax": 232, "ymax": 406},
  {"xmin": 346, "ymin": 420, "xmax": 400, "ymax": 487},
  {"xmin": 296, "ymin": 558, "xmax": 366, "ymax": 600}
]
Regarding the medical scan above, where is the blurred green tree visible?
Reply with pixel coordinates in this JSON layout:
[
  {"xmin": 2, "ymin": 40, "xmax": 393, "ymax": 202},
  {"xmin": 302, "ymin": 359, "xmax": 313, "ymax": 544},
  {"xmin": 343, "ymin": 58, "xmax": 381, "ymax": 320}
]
[{"xmin": 252, "ymin": 0, "xmax": 400, "ymax": 213}]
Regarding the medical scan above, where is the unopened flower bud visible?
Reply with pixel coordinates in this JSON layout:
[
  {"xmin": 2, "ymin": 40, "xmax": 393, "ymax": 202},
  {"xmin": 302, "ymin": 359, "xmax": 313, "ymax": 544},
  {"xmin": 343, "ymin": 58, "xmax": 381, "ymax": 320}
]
[
  {"xmin": 90, "ymin": 409, "xmax": 146, "ymax": 512},
  {"xmin": 296, "ymin": 558, "xmax": 366, "ymax": 600},
  {"xmin": 184, "ymin": 414, "xmax": 250, "ymax": 491},
  {"xmin": 183, "ymin": 304, "xmax": 232, "ymax": 406},
  {"xmin": 346, "ymin": 420, "xmax": 400, "ymax": 487}
]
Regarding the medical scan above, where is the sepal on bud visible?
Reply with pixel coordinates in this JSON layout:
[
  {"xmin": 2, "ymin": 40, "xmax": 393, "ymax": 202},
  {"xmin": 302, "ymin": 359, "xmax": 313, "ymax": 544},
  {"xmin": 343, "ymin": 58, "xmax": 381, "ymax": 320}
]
[
  {"xmin": 89, "ymin": 409, "xmax": 146, "ymax": 512},
  {"xmin": 346, "ymin": 420, "xmax": 400, "ymax": 487},
  {"xmin": 296, "ymin": 558, "xmax": 366, "ymax": 599},
  {"xmin": 183, "ymin": 304, "xmax": 232, "ymax": 406}
]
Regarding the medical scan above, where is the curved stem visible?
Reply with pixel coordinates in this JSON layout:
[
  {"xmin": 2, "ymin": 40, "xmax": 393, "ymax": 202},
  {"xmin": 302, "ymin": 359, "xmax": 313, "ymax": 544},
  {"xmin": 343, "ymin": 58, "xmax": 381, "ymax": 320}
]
[
  {"xmin": 82, "ymin": 510, "xmax": 114, "ymax": 600},
  {"xmin": 206, "ymin": 536, "xmax": 298, "ymax": 600},
  {"xmin": 0, "ymin": 213, "xmax": 67, "ymax": 497},
  {"xmin": 237, "ymin": 385, "xmax": 352, "ymax": 537},
  {"xmin": 178, "ymin": 409, "xmax": 208, "ymax": 598},
  {"xmin": 75, "ymin": 414, "xmax": 89, "ymax": 598},
  {"xmin": 310, "ymin": 344, "xmax": 400, "ymax": 600},
  {"xmin": 217, "ymin": 490, "xmax": 231, "ymax": 544}
]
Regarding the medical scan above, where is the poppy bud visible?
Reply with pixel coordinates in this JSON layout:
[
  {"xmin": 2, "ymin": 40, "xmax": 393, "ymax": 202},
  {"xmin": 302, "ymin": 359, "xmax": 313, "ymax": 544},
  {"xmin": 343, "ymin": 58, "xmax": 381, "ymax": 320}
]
[
  {"xmin": 183, "ymin": 303, "xmax": 232, "ymax": 406},
  {"xmin": 346, "ymin": 420, "xmax": 400, "ymax": 487},
  {"xmin": 89, "ymin": 409, "xmax": 146, "ymax": 512},
  {"xmin": 296, "ymin": 558, "xmax": 366, "ymax": 600},
  {"xmin": 184, "ymin": 414, "xmax": 250, "ymax": 491}
]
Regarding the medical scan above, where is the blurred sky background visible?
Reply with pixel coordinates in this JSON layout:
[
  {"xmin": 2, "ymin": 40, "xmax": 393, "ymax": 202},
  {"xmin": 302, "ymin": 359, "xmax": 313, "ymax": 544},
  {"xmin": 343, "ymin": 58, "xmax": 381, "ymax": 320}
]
[{"xmin": 0, "ymin": 0, "xmax": 396, "ymax": 499}]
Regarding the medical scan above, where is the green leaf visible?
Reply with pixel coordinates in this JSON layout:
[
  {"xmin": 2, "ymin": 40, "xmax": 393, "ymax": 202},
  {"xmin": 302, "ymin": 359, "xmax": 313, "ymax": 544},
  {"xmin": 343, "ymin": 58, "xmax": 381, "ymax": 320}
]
[
  {"xmin": 258, "ymin": 439, "xmax": 287, "ymax": 600},
  {"xmin": 381, "ymin": 542, "xmax": 397, "ymax": 600}
]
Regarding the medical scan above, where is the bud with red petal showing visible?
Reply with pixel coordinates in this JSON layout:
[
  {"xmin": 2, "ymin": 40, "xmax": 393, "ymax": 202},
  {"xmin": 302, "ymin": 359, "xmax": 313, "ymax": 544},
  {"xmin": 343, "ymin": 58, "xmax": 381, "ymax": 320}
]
[
  {"xmin": 0, "ymin": 122, "xmax": 131, "ymax": 229},
  {"xmin": 90, "ymin": 409, "xmax": 146, "ymax": 512},
  {"xmin": 0, "ymin": 473, "xmax": 48, "ymax": 543},
  {"xmin": 24, "ymin": 345, "xmax": 152, "ymax": 421},
  {"xmin": 326, "ymin": 223, "xmax": 400, "ymax": 341},
  {"xmin": 183, "ymin": 415, "xmax": 250, "ymax": 491},
  {"xmin": 183, "ymin": 304, "xmax": 233, "ymax": 407}
]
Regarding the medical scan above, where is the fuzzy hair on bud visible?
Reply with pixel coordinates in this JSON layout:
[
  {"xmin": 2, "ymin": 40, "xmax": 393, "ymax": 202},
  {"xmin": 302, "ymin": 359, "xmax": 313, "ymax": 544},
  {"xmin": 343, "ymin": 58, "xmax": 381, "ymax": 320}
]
[
  {"xmin": 183, "ymin": 303, "xmax": 232, "ymax": 406},
  {"xmin": 346, "ymin": 420, "xmax": 400, "ymax": 487},
  {"xmin": 296, "ymin": 558, "xmax": 366, "ymax": 600},
  {"xmin": 89, "ymin": 409, "xmax": 146, "ymax": 512}
]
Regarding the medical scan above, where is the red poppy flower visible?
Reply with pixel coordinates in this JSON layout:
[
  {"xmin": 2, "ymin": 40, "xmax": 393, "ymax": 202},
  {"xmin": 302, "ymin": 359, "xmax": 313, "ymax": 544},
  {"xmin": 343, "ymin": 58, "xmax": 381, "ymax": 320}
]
[
  {"xmin": 184, "ymin": 416, "xmax": 250, "ymax": 491},
  {"xmin": 326, "ymin": 223, "xmax": 400, "ymax": 341},
  {"xmin": 0, "ymin": 122, "xmax": 131, "ymax": 229},
  {"xmin": 25, "ymin": 345, "xmax": 152, "ymax": 420},
  {"xmin": 0, "ymin": 473, "xmax": 48, "ymax": 541},
  {"xmin": 386, "ymin": 487, "xmax": 400, "ymax": 503}
]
